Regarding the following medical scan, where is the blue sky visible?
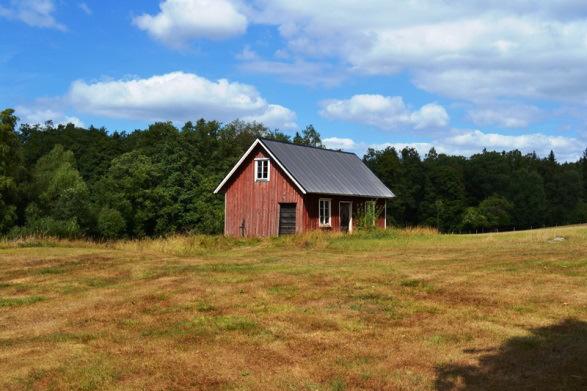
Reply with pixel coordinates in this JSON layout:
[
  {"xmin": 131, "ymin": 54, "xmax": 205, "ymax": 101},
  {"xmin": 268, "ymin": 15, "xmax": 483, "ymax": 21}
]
[{"xmin": 2, "ymin": 0, "xmax": 587, "ymax": 161}]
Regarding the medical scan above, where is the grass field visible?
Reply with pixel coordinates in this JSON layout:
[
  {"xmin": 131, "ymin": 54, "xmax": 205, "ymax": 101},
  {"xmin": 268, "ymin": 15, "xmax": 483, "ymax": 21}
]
[{"xmin": 1, "ymin": 226, "xmax": 586, "ymax": 390}]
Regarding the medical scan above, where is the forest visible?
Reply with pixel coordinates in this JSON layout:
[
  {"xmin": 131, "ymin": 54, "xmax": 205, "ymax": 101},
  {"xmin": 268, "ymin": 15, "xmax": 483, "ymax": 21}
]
[{"xmin": 1, "ymin": 107, "xmax": 586, "ymax": 238}]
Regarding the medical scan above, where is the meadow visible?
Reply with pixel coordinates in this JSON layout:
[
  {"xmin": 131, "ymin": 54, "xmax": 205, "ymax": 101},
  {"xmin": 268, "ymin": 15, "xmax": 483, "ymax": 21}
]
[{"xmin": 0, "ymin": 226, "xmax": 586, "ymax": 390}]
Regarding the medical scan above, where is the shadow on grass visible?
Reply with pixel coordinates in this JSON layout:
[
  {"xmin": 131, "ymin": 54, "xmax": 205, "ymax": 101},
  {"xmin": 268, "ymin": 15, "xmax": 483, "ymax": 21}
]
[{"xmin": 435, "ymin": 319, "xmax": 587, "ymax": 390}]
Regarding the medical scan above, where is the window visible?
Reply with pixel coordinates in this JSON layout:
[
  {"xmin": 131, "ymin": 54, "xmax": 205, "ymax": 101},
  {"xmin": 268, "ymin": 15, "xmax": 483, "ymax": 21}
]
[
  {"xmin": 254, "ymin": 158, "xmax": 270, "ymax": 181},
  {"xmin": 319, "ymin": 198, "xmax": 331, "ymax": 227}
]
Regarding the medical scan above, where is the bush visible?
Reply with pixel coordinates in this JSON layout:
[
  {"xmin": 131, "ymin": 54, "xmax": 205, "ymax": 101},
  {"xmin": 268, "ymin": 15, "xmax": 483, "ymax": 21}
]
[
  {"xmin": 97, "ymin": 208, "xmax": 126, "ymax": 239},
  {"xmin": 356, "ymin": 201, "xmax": 384, "ymax": 231},
  {"xmin": 460, "ymin": 207, "xmax": 488, "ymax": 232},
  {"xmin": 10, "ymin": 217, "xmax": 81, "ymax": 238}
]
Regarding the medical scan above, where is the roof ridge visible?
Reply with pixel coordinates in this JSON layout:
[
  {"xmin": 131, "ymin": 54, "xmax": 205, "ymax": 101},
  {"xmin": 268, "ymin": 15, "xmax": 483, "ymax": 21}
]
[{"xmin": 259, "ymin": 137, "xmax": 358, "ymax": 156}]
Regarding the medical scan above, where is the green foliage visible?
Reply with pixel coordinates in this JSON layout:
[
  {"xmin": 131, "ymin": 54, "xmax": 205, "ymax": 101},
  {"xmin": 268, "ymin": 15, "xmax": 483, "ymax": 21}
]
[
  {"xmin": 367, "ymin": 146, "xmax": 587, "ymax": 232},
  {"xmin": 0, "ymin": 109, "xmax": 23, "ymax": 233},
  {"xmin": 508, "ymin": 169, "xmax": 546, "ymax": 228},
  {"xmin": 460, "ymin": 207, "xmax": 488, "ymax": 231},
  {"xmin": 293, "ymin": 125, "xmax": 323, "ymax": 147},
  {"xmin": 1, "ymin": 106, "xmax": 586, "ymax": 238},
  {"xmin": 355, "ymin": 201, "xmax": 384, "ymax": 231},
  {"xmin": 479, "ymin": 195, "xmax": 513, "ymax": 229},
  {"xmin": 21, "ymin": 145, "xmax": 90, "ymax": 237},
  {"xmin": 97, "ymin": 208, "xmax": 126, "ymax": 239},
  {"xmin": 95, "ymin": 151, "xmax": 164, "ymax": 236},
  {"xmin": 11, "ymin": 216, "xmax": 81, "ymax": 238}
]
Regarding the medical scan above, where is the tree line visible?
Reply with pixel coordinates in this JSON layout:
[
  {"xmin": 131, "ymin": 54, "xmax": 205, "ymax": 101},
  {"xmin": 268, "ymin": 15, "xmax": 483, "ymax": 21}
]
[
  {"xmin": 1, "ymin": 108, "xmax": 586, "ymax": 238},
  {"xmin": 364, "ymin": 144, "xmax": 587, "ymax": 232}
]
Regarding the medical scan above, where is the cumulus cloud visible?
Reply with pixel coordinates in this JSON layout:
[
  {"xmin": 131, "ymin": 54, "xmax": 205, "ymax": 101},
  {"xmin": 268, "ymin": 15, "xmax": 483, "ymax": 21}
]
[
  {"xmin": 67, "ymin": 71, "xmax": 296, "ymax": 129},
  {"xmin": 16, "ymin": 106, "xmax": 84, "ymax": 127},
  {"xmin": 131, "ymin": 1, "xmax": 587, "ymax": 104},
  {"xmin": 0, "ymin": 0, "xmax": 65, "ymax": 30},
  {"xmin": 129, "ymin": 1, "xmax": 587, "ymax": 102},
  {"xmin": 133, "ymin": 0, "xmax": 247, "ymax": 47},
  {"xmin": 248, "ymin": 1, "xmax": 587, "ymax": 103},
  {"xmin": 320, "ymin": 94, "xmax": 449, "ymax": 131}
]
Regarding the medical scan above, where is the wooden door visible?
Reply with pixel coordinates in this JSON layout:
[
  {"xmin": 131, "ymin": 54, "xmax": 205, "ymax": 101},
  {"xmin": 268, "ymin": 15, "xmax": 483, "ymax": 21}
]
[{"xmin": 279, "ymin": 203, "xmax": 296, "ymax": 235}]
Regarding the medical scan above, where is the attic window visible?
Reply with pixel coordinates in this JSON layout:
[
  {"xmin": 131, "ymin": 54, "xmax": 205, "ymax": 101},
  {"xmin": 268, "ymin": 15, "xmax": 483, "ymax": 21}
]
[
  {"xmin": 319, "ymin": 198, "xmax": 331, "ymax": 227},
  {"xmin": 254, "ymin": 158, "xmax": 270, "ymax": 181}
]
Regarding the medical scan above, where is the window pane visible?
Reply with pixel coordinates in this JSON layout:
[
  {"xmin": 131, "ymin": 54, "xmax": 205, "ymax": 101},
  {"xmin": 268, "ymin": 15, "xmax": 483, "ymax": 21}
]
[{"xmin": 256, "ymin": 160, "xmax": 269, "ymax": 180}]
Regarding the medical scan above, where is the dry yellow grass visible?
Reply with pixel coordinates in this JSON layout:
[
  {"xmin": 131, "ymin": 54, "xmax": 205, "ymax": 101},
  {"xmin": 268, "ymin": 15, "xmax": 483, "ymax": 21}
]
[{"xmin": 0, "ymin": 226, "xmax": 586, "ymax": 390}]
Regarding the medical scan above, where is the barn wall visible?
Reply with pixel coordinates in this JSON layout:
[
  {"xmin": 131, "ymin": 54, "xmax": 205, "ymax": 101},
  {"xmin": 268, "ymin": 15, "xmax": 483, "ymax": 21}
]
[
  {"xmin": 224, "ymin": 147, "xmax": 304, "ymax": 237},
  {"xmin": 303, "ymin": 195, "xmax": 387, "ymax": 232}
]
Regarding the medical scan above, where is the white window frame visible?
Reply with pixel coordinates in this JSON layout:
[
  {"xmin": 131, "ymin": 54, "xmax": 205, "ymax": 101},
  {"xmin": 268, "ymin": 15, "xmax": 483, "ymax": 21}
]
[
  {"xmin": 319, "ymin": 198, "xmax": 332, "ymax": 227},
  {"xmin": 254, "ymin": 158, "xmax": 270, "ymax": 182},
  {"xmin": 339, "ymin": 201, "xmax": 353, "ymax": 233}
]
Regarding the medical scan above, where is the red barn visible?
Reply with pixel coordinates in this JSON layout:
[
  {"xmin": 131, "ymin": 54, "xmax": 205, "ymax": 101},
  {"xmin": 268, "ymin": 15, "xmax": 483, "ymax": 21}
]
[{"xmin": 214, "ymin": 138, "xmax": 395, "ymax": 237}]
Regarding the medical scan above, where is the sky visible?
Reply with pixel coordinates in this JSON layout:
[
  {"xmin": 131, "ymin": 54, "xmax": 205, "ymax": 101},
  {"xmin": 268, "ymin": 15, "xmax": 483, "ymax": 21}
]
[{"xmin": 2, "ymin": 0, "xmax": 587, "ymax": 161}]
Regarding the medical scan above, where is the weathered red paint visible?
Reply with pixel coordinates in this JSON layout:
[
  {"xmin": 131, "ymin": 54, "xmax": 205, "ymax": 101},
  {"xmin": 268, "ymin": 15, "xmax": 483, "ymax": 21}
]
[{"xmin": 221, "ymin": 145, "xmax": 386, "ymax": 237}]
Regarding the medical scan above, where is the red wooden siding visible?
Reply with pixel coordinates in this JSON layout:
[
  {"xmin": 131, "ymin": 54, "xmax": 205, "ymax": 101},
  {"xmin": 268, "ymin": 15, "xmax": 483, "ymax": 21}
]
[{"xmin": 224, "ymin": 147, "xmax": 305, "ymax": 237}]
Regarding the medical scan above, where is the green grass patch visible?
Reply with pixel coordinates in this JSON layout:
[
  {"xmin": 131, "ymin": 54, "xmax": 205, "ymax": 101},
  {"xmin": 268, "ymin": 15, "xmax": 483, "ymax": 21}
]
[
  {"xmin": 82, "ymin": 277, "xmax": 121, "ymax": 288},
  {"xmin": 195, "ymin": 301, "xmax": 216, "ymax": 312},
  {"xmin": 400, "ymin": 278, "xmax": 436, "ymax": 293},
  {"xmin": 0, "ymin": 295, "xmax": 46, "ymax": 307},
  {"xmin": 143, "ymin": 315, "xmax": 261, "ymax": 339},
  {"xmin": 38, "ymin": 266, "xmax": 68, "ymax": 275}
]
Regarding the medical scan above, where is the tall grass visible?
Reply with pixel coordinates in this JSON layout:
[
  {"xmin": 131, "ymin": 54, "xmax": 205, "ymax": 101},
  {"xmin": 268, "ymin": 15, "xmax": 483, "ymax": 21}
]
[{"xmin": 0, "ymin": 227, "xmax": 441, "ymax": 257}]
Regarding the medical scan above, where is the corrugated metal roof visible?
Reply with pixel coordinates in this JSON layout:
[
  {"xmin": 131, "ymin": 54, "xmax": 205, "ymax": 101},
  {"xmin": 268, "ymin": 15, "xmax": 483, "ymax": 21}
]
[{"xmin": 260, "ymin": 139, "xmax": 395, "ymax": 198}]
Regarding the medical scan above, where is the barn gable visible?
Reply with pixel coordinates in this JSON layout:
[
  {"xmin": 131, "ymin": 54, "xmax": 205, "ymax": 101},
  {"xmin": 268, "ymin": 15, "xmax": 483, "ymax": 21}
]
[{"xmin": 214, "ymin": 139, "xmax": 306, "ymax": 195}]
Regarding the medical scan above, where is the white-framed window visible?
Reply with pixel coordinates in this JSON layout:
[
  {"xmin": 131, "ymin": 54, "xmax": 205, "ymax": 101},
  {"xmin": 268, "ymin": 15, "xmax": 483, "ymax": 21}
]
[
  {"xmin": 319, "ymin": 198, "xmax": 331, "ymax": 227},
  {"xmin": 254, "ymin": 158, "xmax": 270, "ymax": 181}
]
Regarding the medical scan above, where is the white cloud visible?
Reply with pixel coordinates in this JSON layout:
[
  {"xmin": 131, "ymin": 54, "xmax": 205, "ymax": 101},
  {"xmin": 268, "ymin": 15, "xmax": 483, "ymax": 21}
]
[
  {"xmin": 67, "ymin": 71, "xmax": 296, "ymax": 129},
  {"xmin": 320, "ymin": 94, "xmax": 449, "ymax": 131},
  {"xmin": 133, "ymin": 0, "xmax": 247, "ymax": 47},
  {"xmin": 16, "ymin": 106, "xmax": 85, "ymax": 127},
  {"xmin": 468, "ymin": 105, "xmax": 542, "ymax": 128},
  {"xmin": 323, "ymin": 137, "xmax": 358, "ymax": 150},
  {"xmin": 248, "ymin": 1, "xmax": 587, "ymax": 103},
  {"xmin": 444, "ymin": 130, "xmax": 582, "ymax": 159},
  {"xmin": 241, "ymin": 104, "xmax": 296, "ymax": 129},
  {"xmin": 349, "ymin": 128, "xmax": 585, "ymax": 161},
  {"xmin": 131, "ymin": 2, "xmax": 587, "ymax": 103},
  {"xmin": 0, "ymin": 0, "xmax": 65, "ymax": 30}
]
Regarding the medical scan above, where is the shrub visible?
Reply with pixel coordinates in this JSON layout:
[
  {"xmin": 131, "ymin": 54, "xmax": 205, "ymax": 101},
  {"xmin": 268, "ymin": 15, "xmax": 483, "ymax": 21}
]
[
  {"xmin": 356, "ymin": 201, "xmax": 384, "ymax": 231},
  {"xmin": 10, "ymin": 217, "xmax": 81, "ymax": 238},
  {"xmin": 97, "ymin": 208, "xmax": 126, "ymax": 239}
]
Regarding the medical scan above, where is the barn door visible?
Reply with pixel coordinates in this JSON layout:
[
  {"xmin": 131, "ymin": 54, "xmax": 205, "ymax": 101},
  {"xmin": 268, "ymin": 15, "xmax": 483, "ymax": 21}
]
[{"xmin": 279, "ymin": 203, "xmax": 296, "ymax": 235}]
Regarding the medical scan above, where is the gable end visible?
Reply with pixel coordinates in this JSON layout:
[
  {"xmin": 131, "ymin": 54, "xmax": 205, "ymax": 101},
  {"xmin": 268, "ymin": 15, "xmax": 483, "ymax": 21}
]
[{"xmin": 213, "ymin": 139, "xmax": 307, "ymax": 194}]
